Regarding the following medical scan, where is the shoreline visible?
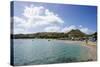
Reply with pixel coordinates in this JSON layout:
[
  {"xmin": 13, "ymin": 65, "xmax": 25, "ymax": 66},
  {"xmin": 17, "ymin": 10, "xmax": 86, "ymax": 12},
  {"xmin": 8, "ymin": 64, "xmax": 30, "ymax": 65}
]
[{"xmin": 62, "ymin": 40, "xmax": 97, "ymax": 61}]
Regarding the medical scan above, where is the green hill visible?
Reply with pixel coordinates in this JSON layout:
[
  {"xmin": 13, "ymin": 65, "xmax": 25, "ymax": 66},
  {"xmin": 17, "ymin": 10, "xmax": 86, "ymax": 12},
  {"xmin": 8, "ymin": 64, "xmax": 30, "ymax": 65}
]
[
  {"xmin": 11, "ymin": 29, "xmax": 91, "ymax": 39},
  {"xmin": 67, "ymin": 29, "xmax": 86, "ymax": 38}
]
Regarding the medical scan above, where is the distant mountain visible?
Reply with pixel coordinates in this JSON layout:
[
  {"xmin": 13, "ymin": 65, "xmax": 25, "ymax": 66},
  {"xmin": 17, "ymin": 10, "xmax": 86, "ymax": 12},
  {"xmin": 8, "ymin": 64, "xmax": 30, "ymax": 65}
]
[
  {"xmin": 11, "ymin": 29, "xmax": 88, "ymax": 39},
  {"xmin": 67, "ymin": 29, "xmax": 86, "ymax": 38},
  {"xmin": 11, "ymin": 32, "xmax": 68, "ymax": 39}
]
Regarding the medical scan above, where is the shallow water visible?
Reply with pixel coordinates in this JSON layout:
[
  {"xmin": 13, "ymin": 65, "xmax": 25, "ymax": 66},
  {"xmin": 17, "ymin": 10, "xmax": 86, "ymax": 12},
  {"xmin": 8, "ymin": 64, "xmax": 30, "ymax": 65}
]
[{"xmin": 12, "ymin": 39, "xmax": 91, "ymax": 66}]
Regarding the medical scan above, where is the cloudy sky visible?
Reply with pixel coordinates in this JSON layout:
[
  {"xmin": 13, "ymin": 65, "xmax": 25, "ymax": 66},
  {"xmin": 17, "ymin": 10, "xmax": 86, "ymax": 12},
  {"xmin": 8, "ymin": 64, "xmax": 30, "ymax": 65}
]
[{"xmin": 11, "ymin": 1, "xmax": 97, "ymax": 34}]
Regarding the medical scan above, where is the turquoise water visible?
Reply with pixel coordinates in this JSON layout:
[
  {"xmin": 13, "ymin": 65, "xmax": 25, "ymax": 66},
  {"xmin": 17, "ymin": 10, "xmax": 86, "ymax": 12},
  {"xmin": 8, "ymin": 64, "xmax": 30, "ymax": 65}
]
[{"xmin": 12, "ymin": 39, "xmax": 90, "ymax": 66}]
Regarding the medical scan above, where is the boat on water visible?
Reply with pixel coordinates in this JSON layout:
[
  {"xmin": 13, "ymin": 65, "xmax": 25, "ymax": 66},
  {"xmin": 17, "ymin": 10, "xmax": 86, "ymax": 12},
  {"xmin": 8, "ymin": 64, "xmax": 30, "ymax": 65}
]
[{"xmin": 48, "ymin": 40, "xmax": 51, "ymax": 41}]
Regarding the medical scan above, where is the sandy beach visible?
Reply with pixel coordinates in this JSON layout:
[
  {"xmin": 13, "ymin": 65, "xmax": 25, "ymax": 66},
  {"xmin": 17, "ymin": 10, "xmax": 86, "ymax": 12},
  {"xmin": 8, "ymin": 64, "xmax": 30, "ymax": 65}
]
[{"xmin": 81, "ymin": 41, "xmax": 97, "ymax": 61}]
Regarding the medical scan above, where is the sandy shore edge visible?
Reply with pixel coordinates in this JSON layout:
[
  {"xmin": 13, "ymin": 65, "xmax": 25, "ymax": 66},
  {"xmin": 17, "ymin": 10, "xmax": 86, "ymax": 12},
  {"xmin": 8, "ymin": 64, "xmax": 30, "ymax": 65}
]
[{"xmin": 58, "ymin": 40, "xmax": 97, "ymax": 61}]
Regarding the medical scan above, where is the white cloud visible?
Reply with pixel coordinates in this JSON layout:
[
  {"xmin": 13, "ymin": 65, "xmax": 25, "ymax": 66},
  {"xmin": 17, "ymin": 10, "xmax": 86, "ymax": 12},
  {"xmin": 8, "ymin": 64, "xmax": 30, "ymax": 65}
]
[
  {"xmin": 79, "ymin": 25, "xmax": 82, "ymax": 28},
  {"xmin": 13, "ymin": 16, "xmax": 26, "ymax": 24},
  {"xmin": 13, "ymin": 5, "xmax": 94, "ymax": 34},
  {"xmin": 61, "ymin": 25, "xmax": 77, "ymax": 32},
  {"xmin": 13, "ymin": 27, "xmax": 26, "ymax": 34},
  {"xmin": 61, "ymin": 25, "xmax": 94, "ymax": 34},
  {"xmin": 80, "ymin": 28, "xmax": 88, "ymax": 34},
  {"xmin": 13, "ymin": 5, "xmax": 64, "ymax": 34},
  {"xmin": 80, "ymin": 28, "xmax": 94, "ymax": 34},
  {"xmin": 45, "ymin": 9, "xmax": 54, "ymax": 16},
  {"xmin": 44, "ymin": 26, "xmax": 61, "ymax": 32},
  {"xmin": 23, "ymin": 5, "xmax": 44, "ymax": 18}
]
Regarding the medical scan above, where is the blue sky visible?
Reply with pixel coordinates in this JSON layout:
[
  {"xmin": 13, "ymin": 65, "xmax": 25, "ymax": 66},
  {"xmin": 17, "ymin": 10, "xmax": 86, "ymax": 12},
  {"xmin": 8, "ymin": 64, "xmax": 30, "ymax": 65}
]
[{"xmin": 12, "ymin": 1, "xmax": 97, "ymax": 34}]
